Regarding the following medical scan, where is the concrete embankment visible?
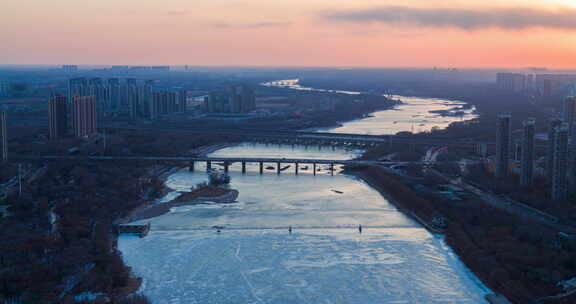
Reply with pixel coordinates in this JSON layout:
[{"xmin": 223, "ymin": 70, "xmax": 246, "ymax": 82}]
[
  {"xmin": 344, "ymin": 167, "xmax": 443, "ymax": 234},
  {"xmin": 346, "ymin": 165, "xmax": 513, "ymax": 303}
]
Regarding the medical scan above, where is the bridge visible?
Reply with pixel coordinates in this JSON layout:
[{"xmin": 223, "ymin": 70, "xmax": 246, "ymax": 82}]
[
  {"xmin": 113, "ymin": 126, "xmax": 493, "ymax": 149},
  {"xmin": 15, "ymin": 155, "xmax": 450, "ymax": 175}
]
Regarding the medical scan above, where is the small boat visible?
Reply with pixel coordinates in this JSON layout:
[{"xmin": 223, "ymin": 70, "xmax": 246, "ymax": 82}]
[
  {"xmin": 280, "ymin": 165, "xmax": 291, "ymax": 171},
  {"xmin": 301, "ymin": 166, "xmax": 309, "ymax": 170},
  {"xmin": 266, "ymin": 166, "xmax": 275, "ymax": 170},
  {"xmin": 331, "ymin": 190, "xmax": 344, "ymax": 194},
  {"xmin": 209, "ymin": 170, "xmax": 230, "ymax": 185}
]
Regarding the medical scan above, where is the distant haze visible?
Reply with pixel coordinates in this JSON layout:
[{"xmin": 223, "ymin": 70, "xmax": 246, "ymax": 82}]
[{"xmin": 1, "ymin": 0, "xmax": 576, "ymax": 68}]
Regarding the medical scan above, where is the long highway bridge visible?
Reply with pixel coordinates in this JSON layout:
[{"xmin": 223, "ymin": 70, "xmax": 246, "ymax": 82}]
[
  {"xmin": 7, "ymin": 120, "xmax": 494, "ymax": 149},
  {"xmin": 15, "ymin": 155, "xmax": 454, "ymax": 175},
  {"xmin": 112, "ymin": 126, "xmax": 493, "ymax": 150}
]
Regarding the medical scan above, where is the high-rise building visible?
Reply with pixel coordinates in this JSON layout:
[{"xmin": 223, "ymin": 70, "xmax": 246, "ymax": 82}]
[
  {"xmin": 240, "ymin": 85, "xmax": 256, "ymax": 113},
  {"xmin": 68, "ymin": 78, "xmax": 89, "ymax": 102},
  {"xmin": 140, "ymin": 80, "xmax": 154, "ymax": 118},
  {"xmin": 520, "ymin": 118, "xmax": 536, "ymax": 187},
  {"xmin": 178, "ymin": 90, "xmax": 187, "ymax": 112},
  {"xmin": 121, "ymin": 78, "xmax": 138, "ymax": 113},
  {"xmin": 127, "ymin": 83, "xmax": 139, "ymax": 120},
  {"xmin": 536, "ymin": 74, "xmax": 576, "ymax": 97},
  {"xmin": 150, "ymin": 91, "xmax": 178, "ymax": 120},
  {"xmin": 216, "ymin": 85, "xmax": 257, "ymax": 114},
  {"xmin": 0, "ymin": 111, "xmax": 7, "ymax": 162},
  {"xmin": 547, "ymin": 118, "xmax": 563, "ymax": 181},
  {"xmin": 526, "ymin": 74, "xmax": 535, "ymax": 90},
  {"xmin": 563, "ymin": 97, "xmax": 576, "ymax": 127},
  {"xmin": 72, "ymin": 96, "xmax": 97, "ymax": 137},
  {"xmin": 513, "ymin": 139, "xmax": 522, "ymax": 161},
  {"xmin": 496, "ymin": 114, "xmax": 512, "ymax": 179},
  {"xmin": 62, "ymin": 65, "xmax": 78, "ymax": 73},
  {"xmin": 107, "ymin": 78, "xmax": 120, "ymax": 111},
  {"xmin": 229, "ymin": 86, "xmax": 242, "ymax": 113},
  {"xmin": 496, "ymin": 73, "xmax": 526, "ymax": 92},
  {"xmin": 167, "ymin": 91, "xmax": 178, "ymax": 114},
  {"xmin": 564, "ymin": 97, "xmax": 576, "ymax": 186},
  {"xmin": 48, "ymin": 95, "xmax": 68, "ymax": 139},
  {"xmin": 205, "ymin": 92, "xmax": 228, "ymax": 113},
  {"xmin": 150, "ymin": 92, "xmax": 162, "ymax": 120},
  {"xmin": 89, "ymin": 78, "xmax": 109, "ymax": 114},
  {"xmin": 552, "ymin": 123, "xmax": 570, "ymax": 200},
  {"xmin": 0, "ymin": 81, "xmax": 9, "ymax": 97}
]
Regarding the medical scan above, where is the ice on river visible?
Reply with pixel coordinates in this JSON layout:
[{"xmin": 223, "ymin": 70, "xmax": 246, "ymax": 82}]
[
  {"xmin": 120, "ymin": 228, "xmax": 488, "ymax": 304},
  {"xmin": 119, "ymin": 167, "xmax": 489, "ymax": 303}
]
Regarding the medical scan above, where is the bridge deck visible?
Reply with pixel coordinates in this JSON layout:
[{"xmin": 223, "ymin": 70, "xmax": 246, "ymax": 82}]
[{"xmin": 14, "ymin": 155, "xmax": 468, "ymax": 166}]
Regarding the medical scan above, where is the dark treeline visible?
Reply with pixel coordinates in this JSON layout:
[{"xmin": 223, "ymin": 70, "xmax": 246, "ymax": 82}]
[
  {"xmin": 0, "ymin": 130, "xmax": 233, "ymax": 303},
  {"xmin": 355, "ymin": 166, "xmax": 576, "ymax": 304}
]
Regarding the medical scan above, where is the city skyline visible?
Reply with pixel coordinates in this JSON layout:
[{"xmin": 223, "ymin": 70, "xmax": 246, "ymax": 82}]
[{"xmin": 2, "ymin": 0, "xmax": 576, "ymax": 68}]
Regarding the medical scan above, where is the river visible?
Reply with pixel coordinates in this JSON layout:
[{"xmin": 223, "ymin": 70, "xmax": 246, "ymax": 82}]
[
  {"xmin": 263, "ymin": 79, "xmax": 478, "ymax": 135},
  {"xmin": 119, "ymin": 82, "xmax": 489, "ymax": 303}
]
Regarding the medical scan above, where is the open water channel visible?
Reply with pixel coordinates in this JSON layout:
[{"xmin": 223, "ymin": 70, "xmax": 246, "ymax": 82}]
[{"xmin": 119, "ymin": 82, "xmax": 489, "ymax": 303}]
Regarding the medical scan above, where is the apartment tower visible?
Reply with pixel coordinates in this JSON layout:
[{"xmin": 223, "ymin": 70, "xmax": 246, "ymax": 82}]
[
  {"xmin": 72, "ymin": 96, "xmax": 97, "ymax": 137},
  {"xmin": 48, "ymin": 95, "xmax": 68, "ymax": 139},
  {"xmin": 0, "ymin": 111, "xmax": 7, "ymax": 162},
  {"xmin": 520, "ymin": 118, "xmax": 536, "ymax": 187},
  {"xmin": 552, "ymin": 123, "xmax": 570, "ymax": 200},
  {"xmin": 496, "ymin": 114, "xmax": 512, "ymax": 179}
]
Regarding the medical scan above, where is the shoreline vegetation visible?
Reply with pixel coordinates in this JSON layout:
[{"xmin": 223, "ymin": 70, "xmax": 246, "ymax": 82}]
[
  {"xmin": 1, "ymin": 82, "xmax": 531, "ymax": 303},
  {"xmin": 122, "ymin": 185, "xmax": 239, "ymax": 223},
  {"xmin": 349, "ymin": 165, "xmax": 576, "ymax": 304},
  {"xmin": 111, "ymin": 91, "xmax": 489, "ymax": 302}
]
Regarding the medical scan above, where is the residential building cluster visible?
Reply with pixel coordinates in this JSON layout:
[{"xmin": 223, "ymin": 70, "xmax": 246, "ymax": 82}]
[
  {"xmin": 48, "ymin": 94, "xmax": 97, "ymax": 139},
  {"xmin": 0, "ymin": 81, "xmax": 10, "ymax": 97},
  {"xmin": 68, "ymin": 77, "xmax": 187, "ymax": 120},
  {"xmin": 495, "ymin": 96, "xmax": 576, "ymax": 200},
  {"xmin": 62, "ymin": 65, "xmax": 78, "ymax": 73},
  {"xmin": 110, "ymin": 65, "xmax": 170, "ymax": 72},
  {"xmin": 204, "ymin": 85, "xmax": 256, "ymax": 114},
  {"xmin": 43, "ymin": 77, "xmax": 189, "ymax": 141},
  {"xmin": 497, "ymin": 72, "xmax": 576, "ymax": 97}
]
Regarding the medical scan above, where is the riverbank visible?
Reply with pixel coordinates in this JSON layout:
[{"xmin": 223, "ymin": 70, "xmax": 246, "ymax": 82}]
[
  {"xmin": 346, "ymin": 166, "xmax": 510, "ymax": 302},
  {"xmin": 349, "ymin": 165, "xmax": 576, "ymax": 303},
  {"xmin": 344, "ymin": 168, "xmax": 443, "ymax": 235},
  {"xmin": 122, "ymin": 186, "xmax": 239, "ymax": 223},
  {"xmin": 190, "ymin": 143, "xmax": 237, "ymax": 156}
]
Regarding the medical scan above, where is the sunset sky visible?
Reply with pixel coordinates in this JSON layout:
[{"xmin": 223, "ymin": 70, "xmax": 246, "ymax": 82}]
[{"xmin": 2, "ymin": 0, "xmax": 576, "ymax": 68}]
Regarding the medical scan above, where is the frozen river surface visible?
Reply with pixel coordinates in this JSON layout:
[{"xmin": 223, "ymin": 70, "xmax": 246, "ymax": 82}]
[{"xmin": 119, "ymin": 144, "xmax": 490, "ymax": 303}]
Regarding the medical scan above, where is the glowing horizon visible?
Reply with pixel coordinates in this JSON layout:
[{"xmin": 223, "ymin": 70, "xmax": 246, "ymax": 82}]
[{"xmin": 1, "ymin": 0, "xmax": 576, "ymax": 68}]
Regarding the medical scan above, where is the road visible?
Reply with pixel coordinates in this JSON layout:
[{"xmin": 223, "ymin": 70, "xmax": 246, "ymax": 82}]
[{"xmin": 428, "ymin": 169, "xmax": 576, "ymax": 234}]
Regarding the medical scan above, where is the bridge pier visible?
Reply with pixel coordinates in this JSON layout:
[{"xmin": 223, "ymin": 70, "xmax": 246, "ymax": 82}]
[
  {"xmin": 330, "ymin": 163, "xmax": 334, "ymax": 175},
  {"xmin": 224, "ymin": 162, "xmax": 229, "ymax": 173},
  {"xmin": 313, "ymin": 163, "xmax": 316, "ymax": 176},
  {"xmin": 295, "ymin": 163, "xmax": 299, "ymax": 175},
  {"xmin": 189, "ymin": 161, "xmax": 195, "ymax": 172},
  {"xmin": 242, "ymin": 162, "xmax": 246, "ymax": 174},
  {"xmin": 277, "ymin": 162, "xmax": 281, "ymax": 174},
  {"xmin": 206, "ymin": 161, "xmax": 212, "ymax": 172},
  {"xmin": 259, "ymin": 162, "xmax": 263, "ymax": 174}
]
